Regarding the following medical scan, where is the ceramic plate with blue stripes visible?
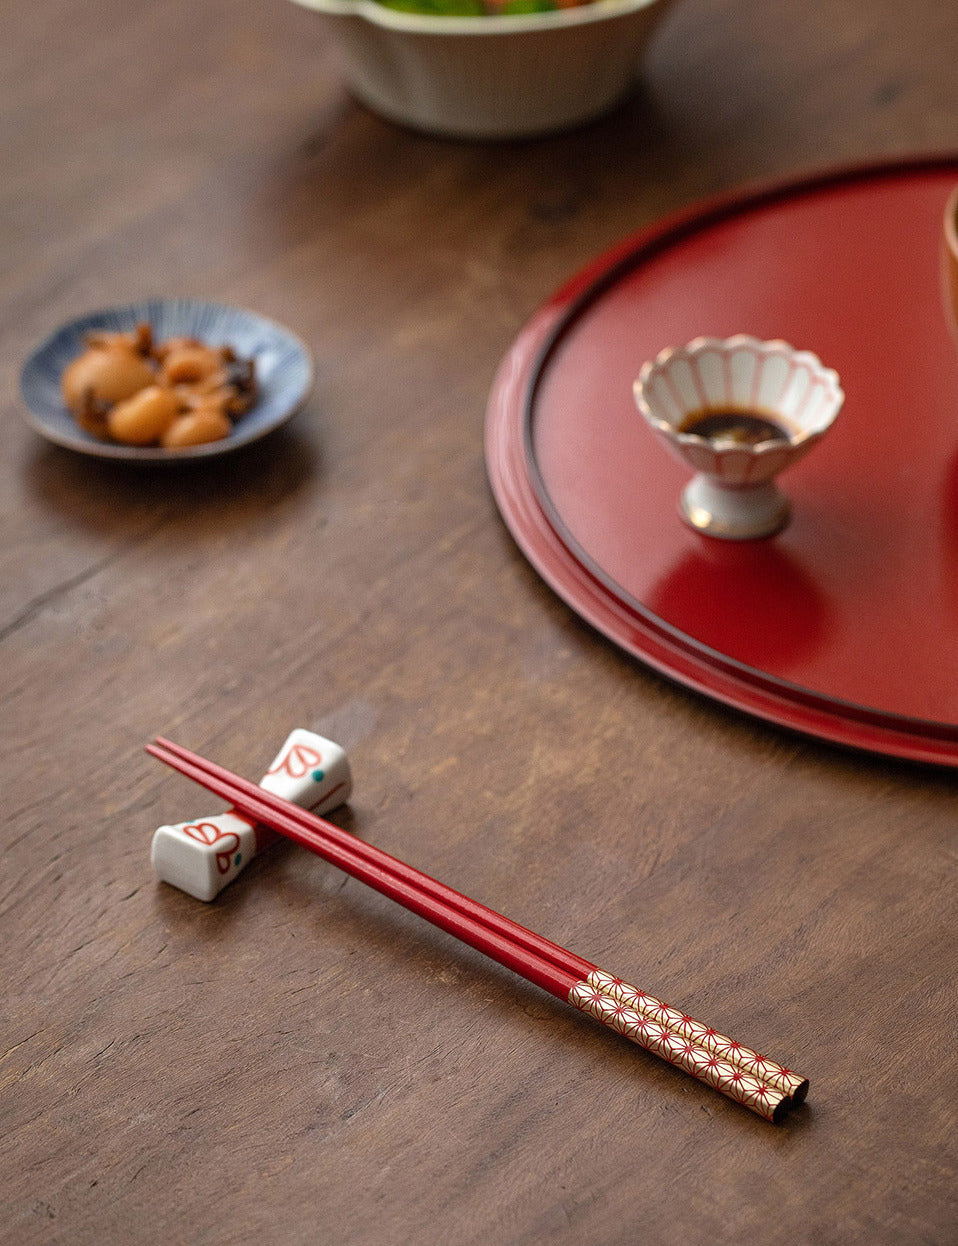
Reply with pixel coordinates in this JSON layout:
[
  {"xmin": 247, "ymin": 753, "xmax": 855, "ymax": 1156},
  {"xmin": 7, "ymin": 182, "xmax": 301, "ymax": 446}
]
[{"xmin": 20, "ymin": 299, "xmax": 313, "ymax": 462}]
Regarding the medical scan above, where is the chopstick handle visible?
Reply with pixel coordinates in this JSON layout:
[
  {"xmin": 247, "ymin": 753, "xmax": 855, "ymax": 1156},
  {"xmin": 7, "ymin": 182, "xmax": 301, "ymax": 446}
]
[
  {"xmin": 568, "ymin": 979, "xmax": 792, "ymax": 1123},
  {"xmin": 583, "ymin": 970, "xmax": 808, "ymax": 1102}
]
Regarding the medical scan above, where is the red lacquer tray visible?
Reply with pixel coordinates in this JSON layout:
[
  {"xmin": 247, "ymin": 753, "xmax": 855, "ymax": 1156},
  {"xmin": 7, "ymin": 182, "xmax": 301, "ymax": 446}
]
[{"xmin": 485, "ymin": 156, "xmax": 958, "ymax": 766}]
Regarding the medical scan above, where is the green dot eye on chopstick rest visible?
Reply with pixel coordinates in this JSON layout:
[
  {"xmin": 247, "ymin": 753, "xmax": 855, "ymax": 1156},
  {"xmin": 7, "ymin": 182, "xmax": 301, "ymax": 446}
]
[{"xmin": 149, "ymin": 728, "xmax": 352, "ymax": 901}]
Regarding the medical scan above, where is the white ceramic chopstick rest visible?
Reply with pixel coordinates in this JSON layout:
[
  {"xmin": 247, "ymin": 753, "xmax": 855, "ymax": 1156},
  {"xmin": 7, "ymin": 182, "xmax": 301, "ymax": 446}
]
[
  {"xmin": 258, "ymin": 728, "xmax": 351, "ymax": 812},
  {"xmin": 150, "ymin": 729, "xmax": 352, "ymax": 901}
]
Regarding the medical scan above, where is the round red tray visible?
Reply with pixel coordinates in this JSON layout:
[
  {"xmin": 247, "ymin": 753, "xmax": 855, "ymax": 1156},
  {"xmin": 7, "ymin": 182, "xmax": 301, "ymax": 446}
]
[{"xmin": 486, "ymin": 156, "xmax": 958, "ymax": 766}]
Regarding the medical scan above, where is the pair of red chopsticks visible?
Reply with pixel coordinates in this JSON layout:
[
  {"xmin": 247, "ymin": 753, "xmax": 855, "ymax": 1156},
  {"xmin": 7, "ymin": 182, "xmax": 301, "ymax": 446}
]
[{"xmin": 147, "ymin": 737, "xmax": 808, "ymax": 1122}]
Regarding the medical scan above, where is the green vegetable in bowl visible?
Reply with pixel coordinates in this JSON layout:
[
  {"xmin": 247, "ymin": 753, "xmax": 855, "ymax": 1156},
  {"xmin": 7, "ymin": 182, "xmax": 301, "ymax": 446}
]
[{"xmin": 376, "ymin": 0, "xmax": 485, "ymax": 13}]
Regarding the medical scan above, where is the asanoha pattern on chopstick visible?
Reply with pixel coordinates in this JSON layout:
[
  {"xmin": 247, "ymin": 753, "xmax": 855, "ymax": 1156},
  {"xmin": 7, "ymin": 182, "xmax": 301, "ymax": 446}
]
[
  {"xmin": 581, "ymin": 969, "xmax": 808, "ymax": 1102},
  {"xmin": 568, "ymin": 979, "xmax": 792, "ymax": 1122}
]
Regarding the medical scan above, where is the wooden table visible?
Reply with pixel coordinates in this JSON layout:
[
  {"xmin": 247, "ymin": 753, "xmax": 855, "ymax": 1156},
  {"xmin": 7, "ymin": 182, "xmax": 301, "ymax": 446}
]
[{"xmin": 2, "ymin": 1, "xmax": 956, "ymax": 1241}]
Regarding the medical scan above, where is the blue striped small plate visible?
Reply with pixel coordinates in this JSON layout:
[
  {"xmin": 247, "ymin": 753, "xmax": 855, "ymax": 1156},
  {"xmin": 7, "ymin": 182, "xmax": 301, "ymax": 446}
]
[{"xmin": 20, "ymin": 299, "xmax": 313, "ymax": 462}]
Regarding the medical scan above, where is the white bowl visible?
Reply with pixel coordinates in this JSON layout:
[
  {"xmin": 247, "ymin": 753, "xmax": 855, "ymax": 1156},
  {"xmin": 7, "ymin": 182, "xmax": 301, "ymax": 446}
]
[
  {"xmin": 288, "ymin": 0, "xmax": 675, "ymax": 139},
  {"xmin": 634, "ymin": 336, "xmax": 844, "ymax": 539}
]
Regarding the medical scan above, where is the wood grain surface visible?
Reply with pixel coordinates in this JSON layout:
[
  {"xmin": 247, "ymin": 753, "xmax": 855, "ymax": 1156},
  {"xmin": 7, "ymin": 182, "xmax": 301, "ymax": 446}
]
[{"xmin": 2, "ymin": 0, "xmax": 956, "ymax": 1242}]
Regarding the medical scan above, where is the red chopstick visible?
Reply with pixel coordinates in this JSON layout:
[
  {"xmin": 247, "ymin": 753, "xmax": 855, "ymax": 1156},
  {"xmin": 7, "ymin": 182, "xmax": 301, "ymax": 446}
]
[
  {"xmin": 148, "ymin": 738, "xmax": 579, "ymax": 997},
  {"xmin": 151, "ymin": 735, "xmax": 595, "ymax": 985},
  {"xmin": 147, "ymin": 737, "xmax": 808, "ymax": 1120}
]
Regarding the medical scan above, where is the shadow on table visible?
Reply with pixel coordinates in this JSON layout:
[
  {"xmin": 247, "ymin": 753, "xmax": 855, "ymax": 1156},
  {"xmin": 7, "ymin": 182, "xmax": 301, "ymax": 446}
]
[
  {"xmin": 22, "ymin": 421, "xmax": 320, "ymax": 538},
  {"xmin": 247, "ymin": 78, "xmax": 718, "ymax": 252}
]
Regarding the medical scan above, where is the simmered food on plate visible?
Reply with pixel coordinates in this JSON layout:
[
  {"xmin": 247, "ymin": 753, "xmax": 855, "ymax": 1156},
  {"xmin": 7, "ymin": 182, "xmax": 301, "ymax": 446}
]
[{"xmin": 61, "ymin": 322, "xmax": 257, "ymax": 448}]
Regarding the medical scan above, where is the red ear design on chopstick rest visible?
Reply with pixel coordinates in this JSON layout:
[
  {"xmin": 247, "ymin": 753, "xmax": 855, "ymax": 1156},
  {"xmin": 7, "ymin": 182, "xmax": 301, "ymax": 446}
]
[
  {"xmin": 180, "ymin": 821, "xmax": 243, "ymax": 876},
  {"xmin": 265, "ymin": 741, "xmax": 323, "ymax": 781},
  {"xmin": 150, "ymin": 729, "xmax": 352, "ymax": 901}
]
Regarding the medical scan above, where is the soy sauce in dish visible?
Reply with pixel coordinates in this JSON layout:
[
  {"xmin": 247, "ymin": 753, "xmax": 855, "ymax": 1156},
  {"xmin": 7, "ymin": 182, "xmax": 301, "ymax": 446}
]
[{"xmin": 679, "ymin": 409, "xmax": 791, "ymax": 447}]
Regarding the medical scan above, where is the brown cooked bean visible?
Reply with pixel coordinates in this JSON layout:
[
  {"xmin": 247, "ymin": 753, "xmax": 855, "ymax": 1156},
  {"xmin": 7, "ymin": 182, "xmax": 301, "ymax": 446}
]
[
  {"xmin": 160, "ymin": 345, "xmax": 224, "ymax": 385},
  {"xmin": 61, "ymin": 346, "xmax": 156, "ymax": 411},
  {"xmin": 107, "ymin": 385, "xmax": 181, "ymax": 445},
  {"xmin": 160, "ymin": 407, "xmax": 232, "ymax": 448}
]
